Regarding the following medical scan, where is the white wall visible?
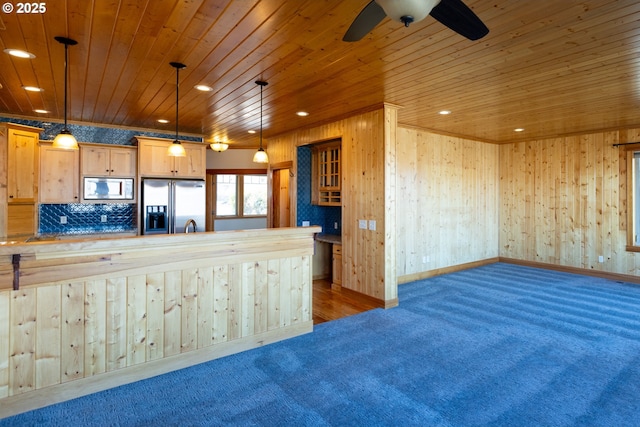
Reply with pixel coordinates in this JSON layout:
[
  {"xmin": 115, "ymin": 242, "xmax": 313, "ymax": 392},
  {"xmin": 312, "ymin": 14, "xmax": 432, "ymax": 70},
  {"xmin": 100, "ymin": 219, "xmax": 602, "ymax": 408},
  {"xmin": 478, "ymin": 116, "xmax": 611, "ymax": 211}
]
[{"xmin": 206, "ymin": 148, "xmax": 258, "ymax": 169}]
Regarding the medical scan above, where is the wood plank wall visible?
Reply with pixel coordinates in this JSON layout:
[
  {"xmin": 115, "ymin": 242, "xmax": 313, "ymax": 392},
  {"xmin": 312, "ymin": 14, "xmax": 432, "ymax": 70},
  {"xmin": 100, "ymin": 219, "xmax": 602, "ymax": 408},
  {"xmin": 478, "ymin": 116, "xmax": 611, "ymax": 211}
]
[
  {"xmin": 267, "ymin": 105, "xmax": 397, "ymax": 305},
  {"xmin": 500, "ymin": 129, "xmax": 640, "ymax": 274},
  {"xmin": 0, "ymin": 228, "xmax": 317, "ymax": 416},
  {"xmin": 396, "ymin": 127, "xmax": 500, "ymax": 280}
]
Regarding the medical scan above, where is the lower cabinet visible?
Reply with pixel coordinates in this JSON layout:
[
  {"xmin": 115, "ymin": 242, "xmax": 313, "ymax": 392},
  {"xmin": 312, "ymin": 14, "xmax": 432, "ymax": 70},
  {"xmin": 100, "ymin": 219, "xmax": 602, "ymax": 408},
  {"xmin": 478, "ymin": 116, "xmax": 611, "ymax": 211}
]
[
  {"xmin": 7, "ymin": 203, "xmax": 36, "ymax": 238},
  {"xmin": 332, "ymin": 243, "xmax": 342, "ymax": 288}
]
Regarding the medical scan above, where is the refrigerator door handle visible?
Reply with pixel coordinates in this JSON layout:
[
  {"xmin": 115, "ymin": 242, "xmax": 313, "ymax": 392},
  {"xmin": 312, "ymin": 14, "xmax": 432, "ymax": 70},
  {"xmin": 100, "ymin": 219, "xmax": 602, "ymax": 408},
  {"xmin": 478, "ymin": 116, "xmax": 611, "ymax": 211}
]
[{"xmin": 169, "ymin": 181, "xmax": 175, "ymax": 234}]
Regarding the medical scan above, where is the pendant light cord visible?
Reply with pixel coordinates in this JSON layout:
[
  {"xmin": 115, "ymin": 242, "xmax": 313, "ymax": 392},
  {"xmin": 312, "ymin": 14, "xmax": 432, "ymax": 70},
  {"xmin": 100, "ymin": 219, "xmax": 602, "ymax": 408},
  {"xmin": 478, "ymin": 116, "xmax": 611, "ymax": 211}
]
[
  {"xmin": 169, "ymin": 62, "xmax": 186, "ymax": 143},
  {"xmin": 255, "ymin": 80, "xmax": 268, "ymax": 150},
  {"xmin": 260, "ymin": 83, "xmax": 263, "ymax": 149},
  {"xmin": 175, "ymin": 65, "xmax": 179, "ymax": 142},
  {"xmin": 63, "ymin": 42, "xmax": 68, "ymax": 131}
]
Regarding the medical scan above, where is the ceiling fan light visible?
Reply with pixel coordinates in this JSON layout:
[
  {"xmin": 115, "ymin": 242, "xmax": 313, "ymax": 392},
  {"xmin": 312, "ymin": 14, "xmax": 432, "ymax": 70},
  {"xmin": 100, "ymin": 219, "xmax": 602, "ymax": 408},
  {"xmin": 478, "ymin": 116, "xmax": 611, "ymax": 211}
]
[
  {"xmin": 375, "ymin": 0, "xmax": 440, "ymax": 24},
  {"xmin": 210, "ymin": 142, "xmax": 229, "ymax": 152},
  {"xmin": 52, "ymin": 129, "xmax": 78, "ymax": 150},
  {"xmin": 253, "ymin": 147, "xmax": 268, "ymax": 163}
]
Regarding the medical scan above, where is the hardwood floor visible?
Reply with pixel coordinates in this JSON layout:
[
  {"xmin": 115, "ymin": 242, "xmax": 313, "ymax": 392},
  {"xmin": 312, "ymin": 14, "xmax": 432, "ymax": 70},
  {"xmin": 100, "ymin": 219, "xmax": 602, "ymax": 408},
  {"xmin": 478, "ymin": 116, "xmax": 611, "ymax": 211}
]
[{"xmin": 312, "ymin": 279, "xmax": 379, "ymax": 324}]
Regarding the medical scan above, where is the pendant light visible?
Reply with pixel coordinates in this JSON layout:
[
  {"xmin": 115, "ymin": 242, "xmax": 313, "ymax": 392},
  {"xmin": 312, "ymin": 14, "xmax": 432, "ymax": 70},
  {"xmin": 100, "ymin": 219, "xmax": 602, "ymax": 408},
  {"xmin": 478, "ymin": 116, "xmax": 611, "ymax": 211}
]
[
  {"xmin": 252, "ymin": 80, "xmax": 269, "ymax": 164},
  {"xmin": 52, "ymin": 36, "xmax": 78, "ymax": 150},
  {"xmin": 167, "ymin": 61, "xmax": 187, "ymax": 157}
]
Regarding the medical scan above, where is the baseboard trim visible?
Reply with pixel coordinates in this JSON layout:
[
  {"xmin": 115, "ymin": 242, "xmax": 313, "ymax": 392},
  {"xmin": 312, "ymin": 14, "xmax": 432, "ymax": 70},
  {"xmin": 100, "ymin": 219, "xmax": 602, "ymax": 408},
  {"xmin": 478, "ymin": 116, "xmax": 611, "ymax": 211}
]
[
  {"xmin": 398, "ymin": 257, "xmax": 500, "ymax": 284},
  {"xmin": 0, "ymin": 321, "xmax": 313, "ymax": 420},
  {"xmin": 499, "ymin": 257, "xmax": 640, "ymax": 285}
]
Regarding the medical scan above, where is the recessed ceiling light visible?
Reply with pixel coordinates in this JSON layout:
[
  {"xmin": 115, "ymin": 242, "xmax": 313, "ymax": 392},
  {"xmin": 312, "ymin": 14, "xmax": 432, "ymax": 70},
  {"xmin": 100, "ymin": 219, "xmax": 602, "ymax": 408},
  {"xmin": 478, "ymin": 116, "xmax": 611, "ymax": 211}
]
[
  {"xmin": 4, "ymin": 49, "xmax": 35, "ymax": 59},
  {"xmin": 248, "ymin": 130, "xmax": 256, "ymax": 134},
  {"xmin": 296, "ymin": 111, "xmax": 309, "ymax": 117},
  {"xmin": 194, "ymin": 84, "xmax": 213, "ymax": 92},
  {"xmin": 23, "ymin": 86, "xmax": 43, "ymax": 92},
  {"xmin": 514, "ymin": 128, "xmax": 525, "ymax": 132},
  {"xmin": 34, "ymin": 109, "xmax": 49, "ymax": 114},
  {"xmin": 439, "ymin": 110, "xmax": 451, "ymax": 115},
  {"xmin": 157, "ymin": 119, "xmax": 169, "ymax": 124}
]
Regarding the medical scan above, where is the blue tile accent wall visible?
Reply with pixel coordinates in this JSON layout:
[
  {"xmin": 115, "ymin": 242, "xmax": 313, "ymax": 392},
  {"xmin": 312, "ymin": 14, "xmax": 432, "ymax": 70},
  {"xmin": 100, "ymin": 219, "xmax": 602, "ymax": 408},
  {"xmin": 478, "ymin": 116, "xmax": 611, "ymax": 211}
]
[
  {"xmin": 297, "ymin": 146, "xmax": 341, "ymax": 235},
  {"xmin": 0, "ymin": 116, "xmax": 202, "ymax": 145},
  {"xmin": 39, "ymin": 204, "xmax": 137, "ymax": 235}
]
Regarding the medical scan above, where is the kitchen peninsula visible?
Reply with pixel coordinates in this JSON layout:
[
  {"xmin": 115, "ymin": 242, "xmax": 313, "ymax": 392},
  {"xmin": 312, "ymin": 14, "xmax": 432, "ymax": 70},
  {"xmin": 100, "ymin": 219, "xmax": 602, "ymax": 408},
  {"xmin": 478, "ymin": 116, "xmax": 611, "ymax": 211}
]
[{"xmin": 0, "ymin": 226, "xmax": 320, "ymax": 418}]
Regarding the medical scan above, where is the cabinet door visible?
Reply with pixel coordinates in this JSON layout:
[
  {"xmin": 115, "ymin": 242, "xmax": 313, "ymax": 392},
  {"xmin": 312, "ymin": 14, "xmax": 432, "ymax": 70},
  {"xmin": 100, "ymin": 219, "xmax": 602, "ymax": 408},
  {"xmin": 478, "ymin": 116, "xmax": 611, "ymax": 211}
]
[
  {"xmin": 110, "ymin": 147, "xmax": 136, "ymax": 177},
  {"xmin": 138, "ymin": 139, "xmax": 175, "ymax": 177},
  {"xmin": 174, "ymin": 144, "xmax": 206, "ymax": 178},
  {"xmin": 7, "ymin": 128, "xmax": 38, "ymax": 203},
  {"xmin": 40, "ymin": 143, "xmax": 80, "ymax": 203},
  {"xmin": 7, "ymin": 203, "xmax": 35, "ymax": 237},
  {"xmin": 312, "ymin": 141, "xmax": 341, "ymax": 206},
  {"xmin": 81, "ymin": 145, "xmax": 111, "ymax": 176},
  {"xmin": 332, "ymin": 244, "xmax": 342, "ymax": 287}
]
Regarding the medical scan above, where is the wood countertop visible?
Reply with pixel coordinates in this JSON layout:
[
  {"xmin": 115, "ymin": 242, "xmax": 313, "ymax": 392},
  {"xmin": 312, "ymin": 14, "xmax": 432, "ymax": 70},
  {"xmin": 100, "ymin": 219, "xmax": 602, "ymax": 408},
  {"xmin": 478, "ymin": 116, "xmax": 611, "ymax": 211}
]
[
  {"xmin": 315, "ymin": 233, "xmax": 341, "ymax": 245},
  {"xmin": 0, "ymin": 226, "xmax": 322, "ymax": 290}
]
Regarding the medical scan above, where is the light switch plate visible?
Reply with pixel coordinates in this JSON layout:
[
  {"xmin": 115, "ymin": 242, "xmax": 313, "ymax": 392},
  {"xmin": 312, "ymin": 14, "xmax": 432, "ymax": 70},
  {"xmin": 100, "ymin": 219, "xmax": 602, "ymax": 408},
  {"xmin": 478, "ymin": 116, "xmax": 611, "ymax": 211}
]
[
  {"xmin": 60, "ymin": 216, "xmax": 67, "ymax": 224},
  {"xmin": 302, "ymin": 220, "xmax": 310, "ymax": 227},
  {"xmin": 101, "ymin": 215, "xmax": 107, "ymax": 222},
  {"xmin": 359, "ymin": 219, "xmax": 367, "ymax": 229},
  {"xmin": 368, "ymin": 220, "xmax": 376, "ymax": 231}
]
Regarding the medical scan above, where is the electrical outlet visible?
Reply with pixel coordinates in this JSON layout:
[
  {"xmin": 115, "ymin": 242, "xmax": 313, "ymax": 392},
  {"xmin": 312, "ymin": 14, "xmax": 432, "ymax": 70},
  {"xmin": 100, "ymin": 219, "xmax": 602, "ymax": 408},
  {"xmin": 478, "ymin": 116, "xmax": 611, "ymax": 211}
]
[
  {"xmin": 60, "ymin": 216, "xmax": 67, "ymax": 224},
  {"xmin": 302, "ymin": 220, "xmax": 310, "ymax": 227},
  {"xmin": 422, "ymin": 256, "xmax": 430, "ymax": 263},
  {"xmin": 334, "ymin": 222, "xmax": 338, "ymax": 229},
  {"xmin": 101, "ymin": 215, "xmax": 107, "ymax": 223}
]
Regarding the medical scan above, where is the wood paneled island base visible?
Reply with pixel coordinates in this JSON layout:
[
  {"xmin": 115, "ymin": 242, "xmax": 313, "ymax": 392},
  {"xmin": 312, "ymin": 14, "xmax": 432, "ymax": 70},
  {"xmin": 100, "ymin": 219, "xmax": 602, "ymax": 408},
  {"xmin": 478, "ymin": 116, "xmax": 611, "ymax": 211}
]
[{"xmin": 0, "ymin": 226, "xmax": 320, "ymax": 418}]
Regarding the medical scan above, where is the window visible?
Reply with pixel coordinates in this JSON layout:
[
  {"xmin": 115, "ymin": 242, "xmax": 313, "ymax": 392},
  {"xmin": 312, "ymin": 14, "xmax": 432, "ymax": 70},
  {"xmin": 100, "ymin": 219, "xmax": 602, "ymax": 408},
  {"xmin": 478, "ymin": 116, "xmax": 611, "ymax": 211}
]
[
  {"xmin": 213, "ymin": 173, "xmax": 267, "ymax": 218},
  {"xmin": 622, "ymin": 144, "xmax": 640, "ymax": 251},
  {"xmin": 634, "ymin": 152, "xmax": 640, "ymax": 247}
]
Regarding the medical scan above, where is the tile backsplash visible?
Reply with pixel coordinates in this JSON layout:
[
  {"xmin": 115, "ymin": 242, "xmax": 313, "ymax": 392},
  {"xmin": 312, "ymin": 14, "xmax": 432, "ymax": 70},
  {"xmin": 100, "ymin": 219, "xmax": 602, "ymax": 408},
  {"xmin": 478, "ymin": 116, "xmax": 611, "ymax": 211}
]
[
  {"xmin": 297, "ymin": 146, "xmax": 341, "ymax": 235},
  {"xmin": 39, "ymin": 204, "xmax": 137, "ymax": 235}
]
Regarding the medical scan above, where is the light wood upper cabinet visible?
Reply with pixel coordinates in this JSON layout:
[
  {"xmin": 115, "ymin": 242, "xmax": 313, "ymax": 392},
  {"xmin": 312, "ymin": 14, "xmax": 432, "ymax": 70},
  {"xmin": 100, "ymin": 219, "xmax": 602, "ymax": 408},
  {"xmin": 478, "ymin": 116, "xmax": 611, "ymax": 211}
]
[
  {"xmin": 5, "ymin": 124, "xmax": 40, "ymax": 203},
  {"xmin": 81, "ymin": 144, "xmax": 136, "ymax": 177},
  {"xmin": 39, "ymin": 142, "xmax": 80, "ymax": 203},
  {"xmin": 135, "ymin": 137, "xmax": 206, "ymax": 179},
  {"xmin": 312, "ymin": 140, "xmax": 341, "ymax": 206}
]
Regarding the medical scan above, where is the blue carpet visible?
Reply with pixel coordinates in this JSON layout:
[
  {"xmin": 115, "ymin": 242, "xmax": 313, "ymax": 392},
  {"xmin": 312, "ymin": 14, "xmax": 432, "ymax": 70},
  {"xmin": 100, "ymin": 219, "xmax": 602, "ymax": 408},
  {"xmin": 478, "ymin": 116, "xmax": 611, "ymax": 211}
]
[{"xmin": 3, "ymin": 263, "xmax": 640, "ymax": 426}]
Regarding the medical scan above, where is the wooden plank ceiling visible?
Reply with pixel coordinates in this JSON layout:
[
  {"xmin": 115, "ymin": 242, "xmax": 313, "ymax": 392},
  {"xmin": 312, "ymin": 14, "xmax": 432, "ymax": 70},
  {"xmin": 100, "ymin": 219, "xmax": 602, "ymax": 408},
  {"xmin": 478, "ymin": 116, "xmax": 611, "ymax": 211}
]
[{"xmin": 0, "ymin": 0, "xmax": 638, "ymax": 147}]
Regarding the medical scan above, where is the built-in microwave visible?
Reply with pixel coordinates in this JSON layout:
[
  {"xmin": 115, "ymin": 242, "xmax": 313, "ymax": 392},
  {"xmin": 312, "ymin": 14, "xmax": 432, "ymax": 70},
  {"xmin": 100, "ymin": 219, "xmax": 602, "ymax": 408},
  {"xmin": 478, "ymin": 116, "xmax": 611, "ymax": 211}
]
[{"xmin": 83, "ymin": 177, "xmax": 134, "ymax": 200}]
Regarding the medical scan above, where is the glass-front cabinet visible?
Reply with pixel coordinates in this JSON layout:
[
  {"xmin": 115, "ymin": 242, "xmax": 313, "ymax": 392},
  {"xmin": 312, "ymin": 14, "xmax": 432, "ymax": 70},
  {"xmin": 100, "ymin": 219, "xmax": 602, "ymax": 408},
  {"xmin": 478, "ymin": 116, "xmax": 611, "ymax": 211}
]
[{"xmin": 312, "ymin": 140, "xmax": 341, "ymax": 206}]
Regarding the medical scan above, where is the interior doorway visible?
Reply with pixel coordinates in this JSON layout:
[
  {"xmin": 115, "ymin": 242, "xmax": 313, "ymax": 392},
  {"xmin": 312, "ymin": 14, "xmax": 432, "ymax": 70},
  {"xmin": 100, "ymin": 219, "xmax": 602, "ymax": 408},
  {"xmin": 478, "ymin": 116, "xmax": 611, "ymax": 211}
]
[{"xmin": 271, "ymin": 162, "xmax": 292, "ymax": 228}]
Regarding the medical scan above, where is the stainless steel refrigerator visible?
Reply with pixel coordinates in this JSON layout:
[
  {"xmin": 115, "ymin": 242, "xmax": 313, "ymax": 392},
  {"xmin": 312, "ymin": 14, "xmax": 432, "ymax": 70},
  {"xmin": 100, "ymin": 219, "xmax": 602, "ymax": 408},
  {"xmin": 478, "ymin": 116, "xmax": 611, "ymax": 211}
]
[{"xmin": 142, "ymin": 179, "xmax": 206, "ymax": 234}]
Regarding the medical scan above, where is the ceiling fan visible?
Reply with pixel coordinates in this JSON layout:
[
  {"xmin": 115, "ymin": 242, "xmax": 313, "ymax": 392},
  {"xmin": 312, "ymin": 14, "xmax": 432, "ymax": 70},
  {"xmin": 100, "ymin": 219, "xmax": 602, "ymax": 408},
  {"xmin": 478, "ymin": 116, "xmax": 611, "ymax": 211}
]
[{"xmin": 343, "ymin": 0, "xmax": 489, "ymax": 42}]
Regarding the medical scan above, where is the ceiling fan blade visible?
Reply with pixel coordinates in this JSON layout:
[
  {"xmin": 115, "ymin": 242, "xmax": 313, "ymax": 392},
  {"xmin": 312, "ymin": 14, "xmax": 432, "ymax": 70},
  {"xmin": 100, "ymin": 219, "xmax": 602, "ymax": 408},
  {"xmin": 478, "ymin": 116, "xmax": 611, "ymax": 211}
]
[
  {"xmin": 429, "ymin": 0, "xmax": 489, "ymax": 40},
  {"xmin": 343, "ymin": 1, "xmax": 387, "ymax": 42}
]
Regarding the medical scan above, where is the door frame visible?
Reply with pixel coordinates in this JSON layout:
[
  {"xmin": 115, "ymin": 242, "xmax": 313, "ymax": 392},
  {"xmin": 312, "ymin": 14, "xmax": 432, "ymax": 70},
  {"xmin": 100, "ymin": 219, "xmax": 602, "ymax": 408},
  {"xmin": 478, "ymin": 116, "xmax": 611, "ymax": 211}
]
[{"xmin": 268, "ymin": 161, "xmax": 294, "ymax": 228}]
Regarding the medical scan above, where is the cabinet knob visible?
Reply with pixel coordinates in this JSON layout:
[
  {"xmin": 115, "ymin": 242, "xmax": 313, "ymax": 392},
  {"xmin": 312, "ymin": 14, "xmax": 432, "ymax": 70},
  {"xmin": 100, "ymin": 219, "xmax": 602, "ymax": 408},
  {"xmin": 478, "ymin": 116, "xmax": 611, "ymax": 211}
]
[{"xmin": 8, "ymin": 195, "xmax": 13, "ymax": 198}]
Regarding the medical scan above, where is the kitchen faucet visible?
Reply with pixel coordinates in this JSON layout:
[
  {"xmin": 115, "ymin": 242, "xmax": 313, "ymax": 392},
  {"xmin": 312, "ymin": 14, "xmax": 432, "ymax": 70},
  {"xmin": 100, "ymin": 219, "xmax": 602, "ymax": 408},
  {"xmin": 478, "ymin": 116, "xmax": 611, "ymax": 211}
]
[{"xmin": 184, "ymin": 218, "xmax": 197, "ymax": 233}]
